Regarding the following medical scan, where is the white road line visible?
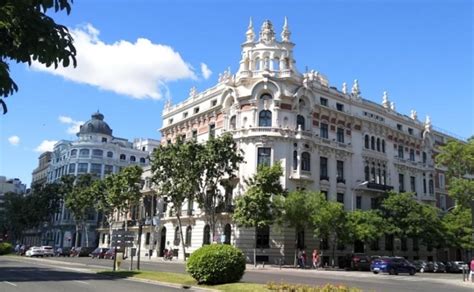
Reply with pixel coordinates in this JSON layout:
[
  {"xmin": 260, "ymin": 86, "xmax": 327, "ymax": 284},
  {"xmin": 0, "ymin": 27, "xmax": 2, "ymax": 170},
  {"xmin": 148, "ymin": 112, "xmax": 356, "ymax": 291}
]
[
  {"xmin": 3, "ymin": 281, "xmax": 17, "ymax": 287},
  {"xmin": 73, "ymin": 280, "xmax": 90, "ymax": 285}
]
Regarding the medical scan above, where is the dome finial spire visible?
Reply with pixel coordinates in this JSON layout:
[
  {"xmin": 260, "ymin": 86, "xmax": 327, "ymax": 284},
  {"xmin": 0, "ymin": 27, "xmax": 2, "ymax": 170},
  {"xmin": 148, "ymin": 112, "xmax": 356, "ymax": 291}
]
[
  {"xmin": 281, "ymin": 16, "xmax": 291, "ymax": 42},
  {"xmin": 245, "ymin": 17, "xmax": 255, "ymax": 43},
  {"xmin": 259, "ymin": 19, "xmax": 275, "ymax": 44}
]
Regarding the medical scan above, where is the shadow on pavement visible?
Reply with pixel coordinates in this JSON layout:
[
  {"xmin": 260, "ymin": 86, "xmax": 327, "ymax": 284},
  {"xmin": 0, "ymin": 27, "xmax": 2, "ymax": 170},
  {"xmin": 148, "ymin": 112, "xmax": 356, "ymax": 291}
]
[{"xmin": 0, "ymin": 265, "xmax": 115, "ymax": 283}]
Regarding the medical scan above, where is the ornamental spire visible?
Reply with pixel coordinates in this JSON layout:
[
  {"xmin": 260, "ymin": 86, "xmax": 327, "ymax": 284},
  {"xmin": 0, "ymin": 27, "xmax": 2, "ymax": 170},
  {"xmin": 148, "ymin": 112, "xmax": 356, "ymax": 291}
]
[
  {"xmin": 281, "ymin": 16, "xmax": 291, "ymax": 42},
  {"xmin": 382, "ymin": 91, "xmax": 390, "ymax": 108},
  {"xmin": 259, "ymin": 19, "xmax": 275, "ymax": 44},
  {"xmin": 351, "ymin": 79, "xmax": 360, "ymax": 97},
  {"xmin": 245, "ymin": 17, "xmax": 255, "ymax": 43}
]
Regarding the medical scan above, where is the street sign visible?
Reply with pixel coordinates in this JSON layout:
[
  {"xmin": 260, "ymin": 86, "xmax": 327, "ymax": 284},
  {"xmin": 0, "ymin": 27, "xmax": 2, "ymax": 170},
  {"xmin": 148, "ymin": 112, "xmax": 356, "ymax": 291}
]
[{"xmin": 111, "ymin": 230, "xmax": 135, "ymax": 248}]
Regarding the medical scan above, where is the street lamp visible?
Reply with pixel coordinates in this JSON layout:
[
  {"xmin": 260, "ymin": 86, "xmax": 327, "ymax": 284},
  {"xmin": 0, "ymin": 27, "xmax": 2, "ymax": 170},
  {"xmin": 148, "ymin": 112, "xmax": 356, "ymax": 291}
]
[{"xmin": 351, "ymin": 181, "xmax": 369, "ymax": 211}]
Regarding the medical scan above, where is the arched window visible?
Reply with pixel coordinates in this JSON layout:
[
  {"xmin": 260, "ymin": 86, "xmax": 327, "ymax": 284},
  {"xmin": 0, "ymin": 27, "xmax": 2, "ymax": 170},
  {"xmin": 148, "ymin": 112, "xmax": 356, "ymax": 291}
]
[
  {"xmin": 224, "ymin": 224, "xmax": 231, "ymax": 245},
  {"xmin": 260, "ymin": 93, "xmax": 272, "ymax": 100},
  {"xmin": 203, "ymin": 225, "xmax": 211, "ymax": 245},
  {"xmin": 229, "ymin": 115, "xmax": 236, "ymax": 130},
  {"xmin": 371, "ymin": 163, "xmax": 376, "ymax": 182},
  {"xmin": 371, "ymin": 136, "xmax": 375, "ymax": 150},
  {"xmin": 174, "ymin": 226, "xmax": 180, "ymax": 246},
  {"xmin": 140, "ymin": 157, "xmax": 146, "ymax": 164},
  {"xmin": 365, "ymin": 165, "xmax": 370, "ymax": 181},
  {"xmin": 259, "ymin": 110, "xmax": 272, "ymax": 127},
  {"xmin": 185, "ymin": 226, "xmax": 192, "ymax": 246},
  {"xmin": 293, "ymin": 151, "xmax": 298, "ymax": 171},
  {"xmin": 120, "ymin": 154, "xmax": 126, "ymax": 160},
  {"xmin": 255, "ymin": 57, "xmax": 261, "ymax": 70},
  {"xmin": 376, "ymin": 138, "xmax": 380, "ymax": 152},
  {"xmin": 130, "ymin": 156, "xmax": 136, "ymax": 162},
  {"xmin": 301, "ymin": 152, "xmax": 311, "ymax": 171},
  {"xmin": 79, "ymin": 149, "xmax": 90, "ymax": 157},
  {"xmin": 107, "ymin": 151, "xmax": 113, "ymax": 158},
  {"xmin": 296, "ymin": 115, "xmax": 305, "ymax": 131},
  {"xmin": 365, "ymin": 135, "xmax": 369, "ymax": 149},
  {"xmin": 92, "ymin": 149, "xmax": 103, "ymax": 157},
  {"xmin": 382, "ymin": 140, "xmax": 385, "ymax": 153},
  {"xmin": 70, "ymin": 149, "xmax": 77, "ymax": 157}
]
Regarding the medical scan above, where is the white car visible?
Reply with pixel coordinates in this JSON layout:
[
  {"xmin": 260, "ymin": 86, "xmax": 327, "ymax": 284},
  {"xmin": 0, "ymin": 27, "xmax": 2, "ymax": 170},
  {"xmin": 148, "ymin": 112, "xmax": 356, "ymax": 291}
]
[
  {"xmin": 41, "ymin": 246, "xmax": 54, "ymax": 257},
  {"xmin": 25, "ymin": 246, "xmax": 44, "ymax": 257}
]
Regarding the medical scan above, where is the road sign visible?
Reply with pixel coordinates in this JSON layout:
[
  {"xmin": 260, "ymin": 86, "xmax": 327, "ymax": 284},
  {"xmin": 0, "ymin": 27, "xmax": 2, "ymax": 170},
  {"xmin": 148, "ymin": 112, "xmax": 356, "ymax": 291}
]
[{"xmin": 111, "ymin": 231, "xmax": 135, "ymax": 248}]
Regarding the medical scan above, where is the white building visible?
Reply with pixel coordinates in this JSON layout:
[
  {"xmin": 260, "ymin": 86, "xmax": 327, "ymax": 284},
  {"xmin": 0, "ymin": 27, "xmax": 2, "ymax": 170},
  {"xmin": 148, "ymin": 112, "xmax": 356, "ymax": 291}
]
[
  {"xmin": 45, "ymin": 111, "xmax": 160, "ymax": 248},
  {"xmin": 138, "ymin": 19, "xmax": 452, "ymax": 265},
  {"xmin": 0, "ymin": 176, "xmax": 27, "ymax": 211}
]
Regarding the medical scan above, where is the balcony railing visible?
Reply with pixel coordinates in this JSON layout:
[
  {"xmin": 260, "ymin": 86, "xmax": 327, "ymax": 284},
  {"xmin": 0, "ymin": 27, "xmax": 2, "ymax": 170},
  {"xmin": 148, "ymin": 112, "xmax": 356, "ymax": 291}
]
[{"xmin": 367, "ymin": 182, "xmax": 394, "ymax": 191}]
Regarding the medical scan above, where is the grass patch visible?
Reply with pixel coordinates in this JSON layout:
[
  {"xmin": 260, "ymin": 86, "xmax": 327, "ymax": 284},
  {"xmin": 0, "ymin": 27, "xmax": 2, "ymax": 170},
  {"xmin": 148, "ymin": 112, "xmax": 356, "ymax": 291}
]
[{"xmin": 97, "ymin": 270, "xmax": 268, "ymax": 291}]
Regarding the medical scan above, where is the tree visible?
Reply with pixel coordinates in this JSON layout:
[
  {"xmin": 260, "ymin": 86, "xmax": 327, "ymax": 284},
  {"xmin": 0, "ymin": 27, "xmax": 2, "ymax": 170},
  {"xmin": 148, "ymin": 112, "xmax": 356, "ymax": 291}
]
[
  {"xmin": 196, "ymin": 134, "xmax": 244, "ymax": 241},
  {"xmin": 64, "ymin": 174, "xmax": 96, "ymax": 247},
  {"xmin": 311, "ymin": 198, "xmax": 346, "ymax": 267},
  {"xmin": 233, "ymin": 164, "xmax": 284, "ymax": 266},
  {"xmin": 436, "ymin": 139, "xmax": 474, "ymax": 209},
  {"xmin": 278, "ymin": 190, "xmax": 319, "ymax": 266},
  {"xmin": 346, "ymin": 210, "xmax": 384, "ymax": 253},
  {"xmin": 150, "ymin": 137, "xmax": 201, "ymax": 260},
  {"xmin": 442, "ymin": 207, "xmax": 474, "ymax": 259},
  {"xmin": 0, "ymin": 0, "xmax": 77, "ymax": 114}
]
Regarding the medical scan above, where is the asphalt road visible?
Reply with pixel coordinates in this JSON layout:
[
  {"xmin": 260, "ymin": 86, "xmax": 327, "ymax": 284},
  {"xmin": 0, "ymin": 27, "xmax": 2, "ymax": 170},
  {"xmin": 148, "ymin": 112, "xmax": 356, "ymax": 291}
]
[
  {"xmin": 33, "ymin": 255, "xmax": 474, "ymax": 292},
  {"xmin": 0, "ymin": 257, "xmax": 185, "ymax": 292}
]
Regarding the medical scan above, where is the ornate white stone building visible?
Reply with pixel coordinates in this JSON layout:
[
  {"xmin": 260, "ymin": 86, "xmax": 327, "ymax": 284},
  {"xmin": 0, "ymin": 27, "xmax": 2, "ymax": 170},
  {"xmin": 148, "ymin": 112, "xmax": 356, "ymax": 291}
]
[
  {"xmin": 137, "ymin": 19, "xmax": 456, "ymax": 265},
  {"xmin": 45, "ymin": 111, "xmax": 160, "ymax": 248}
]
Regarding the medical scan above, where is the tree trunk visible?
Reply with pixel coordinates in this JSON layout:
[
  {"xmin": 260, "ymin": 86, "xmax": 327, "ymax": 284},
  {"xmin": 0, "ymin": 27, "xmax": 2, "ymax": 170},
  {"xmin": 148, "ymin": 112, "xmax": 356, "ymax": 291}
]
[
  {"xmin": 84, "ymin": 222, "xmax": 89, "ymax": 247},
  {"xmin": 176, "ymin": 213, "xmax": 187, "ymax": 261},
  {"xmin": 75, "ymin": 224, "xmax": 80, "ymax": 248},
  {"xmin": 294, "ymin": 230, "xmax": 298, "ymax": 267},
  {"xmin": 331, "ymin": 236, "xmax": 336, "ymax": 268}
]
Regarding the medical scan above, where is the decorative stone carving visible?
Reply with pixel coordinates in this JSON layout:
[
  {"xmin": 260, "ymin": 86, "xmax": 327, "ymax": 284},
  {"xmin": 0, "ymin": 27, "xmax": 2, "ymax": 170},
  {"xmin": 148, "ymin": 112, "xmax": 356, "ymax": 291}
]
[
  {"xmin": 382, "ymin": 91, "xmax": 390, "ymax": 109},
  {"xmin": 351, "ymin": 79, "xmax": 360, "ymax": 99},
  {"xmin": 189, "ymin": 86, "xmax": 197, "ymax": 97},
  {"xmin": 245, "ymin": 17, "xmax": 255, "ymax": 43},
  {"xmin": 342, "ymin": 82, "xmax": 347, "ymax": 95},
  {"xmin": 259, "ymin": 20, "xmax": 275, "ymax": 45},
  {"xmin": 410, "ymin": 110, "xmax": 418, "ymax": 120},
  {"xmin": 281, "ymin": 17, "xmax": 291, "ymax": 42},
  {"xmin": 390, "ymin": 102, "xmax": 396, "ymax": 111},
  {"xmin": 424, "ymin": 116, "xmax": 432, "ymax": 132}
]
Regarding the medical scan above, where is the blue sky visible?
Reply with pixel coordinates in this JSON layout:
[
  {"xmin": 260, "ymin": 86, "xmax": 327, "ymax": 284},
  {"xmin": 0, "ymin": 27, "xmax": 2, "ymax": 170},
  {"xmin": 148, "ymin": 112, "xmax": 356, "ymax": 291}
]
[{"xmin": 0, "ymin": 0, "xmax": 472, "ymax": 187}]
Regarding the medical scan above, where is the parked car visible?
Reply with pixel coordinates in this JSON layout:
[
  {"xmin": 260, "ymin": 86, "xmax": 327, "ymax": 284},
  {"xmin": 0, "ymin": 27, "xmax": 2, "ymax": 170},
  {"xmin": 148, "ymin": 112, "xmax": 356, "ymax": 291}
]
[
  {"xmin": 104, "ymin": 248, "xmax": 116, "ymax": 260},
  {"xmin": 55, "ymin": 247, "xmax": 71, "ymax": 257},
  {"xmin": 40, "ymin": 246, "xmax": 54, "ymax": 257},
  {"xmin": 70, "ymin": 247, "xmax": 96, "ymax": 257},
  {"xmin": 25, "ymin": 246, "xmax": 44, "ymax": 257},
  {"xmin": 445, "ymin": 261, "xmax": 468, "ymax": 273},
  {"xmin": 89, "ymin": 247, "xmax": 109, "ymax": 259},
  {"xmin": 344, "ymin": 253, "xmax": 372, "ymax": 271},
  {"xmin": 412, "ymin": 260, "xmax": 433, "ymax": 273},
  {"xmin": 429, "ymin": 261, "xmax": 446, "ymax": 273},
  {"xmin": 371, "ymin": 257, "xmax": 416, "ymax": 275}
]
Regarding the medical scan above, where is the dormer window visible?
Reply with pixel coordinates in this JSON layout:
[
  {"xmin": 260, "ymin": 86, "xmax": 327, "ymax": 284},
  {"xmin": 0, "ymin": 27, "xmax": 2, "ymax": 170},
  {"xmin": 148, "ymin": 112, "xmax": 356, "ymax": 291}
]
[
  {"xmin": 168, "ymin": 118, "xmax": 173, "ymax": 125},
  {"xmin": 183, "ymin": 112, "xmax": 188, "ymax": 118},
  {"xmin": 211, "ymin": 100, "xmax": 217, "ymax": 107},
  {"xmin": 336, "ymin": 103, "xmax": 344, "ymax": 112},
  {"xmin": 320, "ymin": 97, "xmax": 328, "ymax": 106},
  {"xmin": 194, "ymin": 107, "xmax": 200, "ymax": 114}
]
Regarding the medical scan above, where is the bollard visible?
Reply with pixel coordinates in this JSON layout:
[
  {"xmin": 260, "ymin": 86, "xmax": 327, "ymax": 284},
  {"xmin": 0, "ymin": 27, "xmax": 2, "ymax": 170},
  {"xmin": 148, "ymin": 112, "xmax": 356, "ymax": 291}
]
[
  {"xmin": 279, "ymin": 258, "xmax": 282, "ymax": 270},
  {"xmin": 262, "ymin": 261, "xmax": 265, "ymax": 268}
]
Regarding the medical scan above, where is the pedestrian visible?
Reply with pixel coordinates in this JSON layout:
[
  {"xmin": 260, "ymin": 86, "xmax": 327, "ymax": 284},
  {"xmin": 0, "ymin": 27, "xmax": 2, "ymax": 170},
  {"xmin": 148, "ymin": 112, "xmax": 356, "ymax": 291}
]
[
  {"xmin": 469, "ymin": 257, "xmax": 474, "ymax": 282},
  {"xmin": 297, "ymin": 249, "xmax": 303, "ymax": 268},
  {"xmin": 14, "ymin": 244, "xmax": 20, "ymax": 255},
  {"xmin": 20, "ymin": 244, "xmax": 25, "ymax": 256},
  {"xmin": 312, "ymin": 249, "xmax": 318, "ymax": 269},
  {"xmin": 302, "ymin": 249, "xmax": 307, "ymax": 269}
]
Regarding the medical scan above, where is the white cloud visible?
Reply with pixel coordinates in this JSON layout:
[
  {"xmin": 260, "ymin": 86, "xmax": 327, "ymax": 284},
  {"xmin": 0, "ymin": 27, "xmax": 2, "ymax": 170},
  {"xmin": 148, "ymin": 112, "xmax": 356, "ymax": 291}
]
[
  {"xmin": 59, "ymin": 115, "xmax": 84, "ymax": 134},
  {"xmin": 32, "ymin": 23, "xmax": 197, "ymax": 99},
  {"xmin": 200, "ymin": 63, "xmax": 212, "ymax": 80},
  {"xmin": 8, "ymin": 136, "xmax": 20, "ymax": 146},
  {"xmin": 34, "ymin": 140, "xmax": 58, "ymax": 153}
]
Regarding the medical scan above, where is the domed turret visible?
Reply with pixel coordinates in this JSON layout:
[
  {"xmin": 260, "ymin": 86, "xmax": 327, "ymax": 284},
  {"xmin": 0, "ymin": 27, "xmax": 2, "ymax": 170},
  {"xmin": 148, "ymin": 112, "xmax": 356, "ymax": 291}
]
[{"xmin": 77, "ymin": 111, "xmax": 113, "ymax": 137}]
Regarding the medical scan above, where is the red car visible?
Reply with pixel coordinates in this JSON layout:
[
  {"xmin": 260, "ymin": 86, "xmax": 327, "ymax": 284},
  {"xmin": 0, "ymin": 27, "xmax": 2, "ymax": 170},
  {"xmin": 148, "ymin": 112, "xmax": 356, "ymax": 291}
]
[{"xmin": 89, "ymin": 247, "xmax": 109, "ymax": 259}]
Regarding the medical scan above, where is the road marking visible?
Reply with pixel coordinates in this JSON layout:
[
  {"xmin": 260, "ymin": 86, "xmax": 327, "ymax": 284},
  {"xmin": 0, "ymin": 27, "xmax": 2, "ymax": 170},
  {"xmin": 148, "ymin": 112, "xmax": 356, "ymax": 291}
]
[
  {"xmin": 73, "ymin": 280, "xmax": 90, "ymax": 285},
  {"xmin": 3, "ymin": 281, "xmax": 17, "ymax": 287}
]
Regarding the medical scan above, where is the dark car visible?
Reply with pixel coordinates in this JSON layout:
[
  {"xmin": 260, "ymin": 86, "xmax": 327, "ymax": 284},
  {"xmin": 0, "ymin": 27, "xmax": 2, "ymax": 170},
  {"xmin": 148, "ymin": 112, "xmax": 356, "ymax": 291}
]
[
  {"xmin": 371, "ymin": 257, "xmax": 416, "ymax": 275},
  {"xmin": 104, "ymin": 248, "xmax": 116, "ymax": 260},
  {"xmin": 430, "ymin": 261, "xmax": 446, "ymax": 273},
  {"xmin": 445, "ymin": 261, "xmax": 468, "ymax": 273},
  {"xmin": 70, "ymin": 247, "xmax": 96, "ymax": 257},
  {"xmin": 345, "ymin": 254, "xmax": 372, "ymax": 271},
  {"xmin": 412, "ymin": 260, "xmax": 433, "ymax": 273},
  {"xmin": 89, "ymin": 247, "xmax": 109, "ymax": 259}
]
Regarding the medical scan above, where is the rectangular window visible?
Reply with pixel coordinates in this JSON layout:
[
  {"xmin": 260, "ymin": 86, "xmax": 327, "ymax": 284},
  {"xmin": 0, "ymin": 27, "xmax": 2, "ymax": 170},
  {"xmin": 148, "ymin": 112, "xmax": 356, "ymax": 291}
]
[
  {"xmin": 68, "ymin": 163, "xmax": 76, "ymax": 174},
  {"xmin": 410, "ymin": 176, "xmax": 416, "ymax": 193},
  {"xmin": 257, "ymin": 147, "xmax": 271, "ymax": 167},
  {"xmin": 192, "ymin": 129, "xmax": 197, "ymax": 139},
  {"xmin": 371, "ymin": 198, "xmax": 379, "ymax": 209},
  {"xmin": 337, "ymin": 193, "xmax": 344, "ymax": 204},
  {"xmin": 336, "ymin": 160, "xmax": 344, "ymax": 182},
  {"xmin": 336, "ymin": 128, "xmax": 344, "ymax": 143},
  {"xmin": 256, "ymin": 225, "xmax": 270, "ymax": 248},
  {"xmin": 104, "ymin": 165, "xmax": 114, "ymax": 175},
  {"xmin": 209, "ymin": 124, "xmax": 215, "ymax": 138},
  {"xmin": 423, "ymin": 178, "xmax": 427, "ymax": 193},
  {"xmin": 385, "ymin": 234, "xmax": 394, "ymax": 251},
  {"xmin": 320, "ymin": 123, "xmax": 328, "ymax": 139},
  {"xmin": 320, "ymin": 157, "xmax": 328, "ymax": 179},
  {"xmin": 320, "ymin": 97, "xmax": 328, "ymax": 106},
  {"xmin": 408, "ymin": 128, "xmax": 414, "ymax": 135},
  {"xmin": 397, "ymin": 124, "xmax": 403, "ymax": 131},
  {"xmin": 211, "ymin": 99, "xmax": 217, "ymax": 107},
  {"xmin": 398, "ymin": 145, "xmax": 404, "ymax": 158},
  {"xmin": 356, "ymin": 196, "xmax": 362, "ymax": 209},
  {"xmin": 423, "ymin": 152, "xmax": 427, "ymax": 164},
  {"xmin": 336, "ymin": 103, "xmax": 344, "ymax": 111},
  {"xmin": 440, "ymin": 195, "xmax": 446, "ymax": 210},
  {"xmin": 194, "ymin": 107, "xmax": 200, "ymax": 114},
  {"xmin": 409, "ymin": 149, "xmax": 415, "ymax": 161},
  {"xmin": 145, "ymin": 233, "xmax": 151, "ymax": 245},
  {"xmin": 399, "ymin": 173, "xmax": 405, "ymax": 192},
  {"xmin": 183, "ymin": 112, "xmax": 188, "ymax": 118},
  {"xmin": 90, "ymin": 163, "xmax": 102, "ymax": 175},
  {"xmin": 78, "ymin": 163, "xmax": 88, "ymax": 174},
  {"xmin": 439, "ymin": 173, "xmax": 445, "ymax": 190}
]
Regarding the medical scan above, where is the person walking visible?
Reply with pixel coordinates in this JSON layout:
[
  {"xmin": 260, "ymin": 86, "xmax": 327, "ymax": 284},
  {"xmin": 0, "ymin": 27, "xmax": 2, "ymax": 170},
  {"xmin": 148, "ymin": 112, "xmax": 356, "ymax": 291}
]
[
  {"xmin": 297, "ymin": 249, "xmax": 303, "ymax": 268},
  {"xmin": 312, "ymin": 249, "xmax": 318, "ymax": 269},
  {"xmin": 301, "ymin": 249, "xmax": 307, "ymax": 269},
  {"xmin": 469, "ymin": 257, "xmax": 474, "ymax": 282}
]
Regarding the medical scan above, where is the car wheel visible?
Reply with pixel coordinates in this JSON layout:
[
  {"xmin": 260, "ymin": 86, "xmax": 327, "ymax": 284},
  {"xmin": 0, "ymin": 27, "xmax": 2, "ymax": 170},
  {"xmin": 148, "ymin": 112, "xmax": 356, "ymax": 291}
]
[
  {"xmin": 373, "ymin": 271, "xmax": 379, "ymax": 274},
  {"xmin": 409, "ymin": 269, "xmax": 415, "ymax": 276},
  {"xmin": 389, "ymin": 268, "xmax": 396, "ymax": 275}
]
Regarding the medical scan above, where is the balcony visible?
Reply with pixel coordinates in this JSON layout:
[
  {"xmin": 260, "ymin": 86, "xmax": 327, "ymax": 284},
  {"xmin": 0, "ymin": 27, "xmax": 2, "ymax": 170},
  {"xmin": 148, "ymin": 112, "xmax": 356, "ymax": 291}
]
[
  {"xmin": 367, "ymin": 182, "xmax": 393, "ymax": 191},
  {"xmin": 289, "ymin": 170, "xmax": 313, "ymax": 181},
  {"xmin": 216, "ymin": 203, "xmax": 234, "ymax": 213}
]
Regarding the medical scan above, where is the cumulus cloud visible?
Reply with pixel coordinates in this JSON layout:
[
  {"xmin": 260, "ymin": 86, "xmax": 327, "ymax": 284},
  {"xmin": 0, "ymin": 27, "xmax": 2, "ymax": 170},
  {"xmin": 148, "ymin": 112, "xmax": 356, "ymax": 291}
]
[
  {"xmin": 8, "ymin": 136, "xmax": 20, "ymax": 146},
  {"xmin": 200, "ymin": 63, "xmax": 212, "ymax": 80},
  {"xmin": 35, "ymin": 140, "xmax": 58, "ymax": 152},
  {"xmin": 59, "ymin": 115, "xmax": 84, "ymax": 134},
  {"xmin": 32, "ymin": 23, "xmax": 197, "ymax": 99}
]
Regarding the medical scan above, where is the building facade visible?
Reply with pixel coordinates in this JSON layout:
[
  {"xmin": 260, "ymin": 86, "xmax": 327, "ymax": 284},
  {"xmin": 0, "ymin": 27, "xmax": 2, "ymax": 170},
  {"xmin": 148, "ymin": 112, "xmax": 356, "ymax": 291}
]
[
  {"xmin": 31, "ymin": 151, "xmax": 52, "ymax": 186},
  {"xmin": 44, "ymin": 111, "xmax": 160, "ymax": 248}
]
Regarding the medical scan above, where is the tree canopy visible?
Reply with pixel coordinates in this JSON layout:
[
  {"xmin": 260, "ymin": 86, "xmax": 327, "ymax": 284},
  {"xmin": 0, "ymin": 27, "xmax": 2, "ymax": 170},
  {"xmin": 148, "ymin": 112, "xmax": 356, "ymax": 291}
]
[{"xmin": 0, "ymin": 0, "xmax": 76, "ymax": 114}]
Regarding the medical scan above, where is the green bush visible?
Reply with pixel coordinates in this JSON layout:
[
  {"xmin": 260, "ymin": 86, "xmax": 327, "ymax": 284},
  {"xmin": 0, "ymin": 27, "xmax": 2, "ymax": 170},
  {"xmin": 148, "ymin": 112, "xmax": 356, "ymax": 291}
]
[
  {"xmin": 186, "ymin": 244, "xmax": 246, "ymax": 285},
  {"xmin": 0, "ymin": 242, "xmax": 12, "ymax": 255}
]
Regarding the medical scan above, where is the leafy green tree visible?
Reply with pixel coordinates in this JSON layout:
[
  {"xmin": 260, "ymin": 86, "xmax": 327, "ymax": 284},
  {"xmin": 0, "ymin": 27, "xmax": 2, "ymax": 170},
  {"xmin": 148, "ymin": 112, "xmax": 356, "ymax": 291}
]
[
  {"xmin": 0, "ymin": 192, "xmax": 29, "ymax": 241},
  {"xmin": 0, "ymin": 0, "xmax": 76, "ymax": 114},
  {"xmin": 64, "ymin": 174, "xmax": 96, "ymax": 247},
  {"xmin": 196, "ymin": 133, "xmax": 244, "ymax": 240},
  {"xmin": 346, "ymin": 210, "xmax": 384, "ymax": 253},
  {"xmin": 151, "ymin": 137, "xmax": 201, "ymax": 260},
  {"xmin": 233, "ymin": 164, "xmax": 284, "ymax": 266},
  {"xmin": 311, "ymin": 197, "xmax": 346, "ymax": 267},
  {"xmin": 442, "ymin": 207, "xmax": 474, "ymax": 255},
  {"xmin": 278, "ymin": 190, "xmax": 319, "ymax": 266}
]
